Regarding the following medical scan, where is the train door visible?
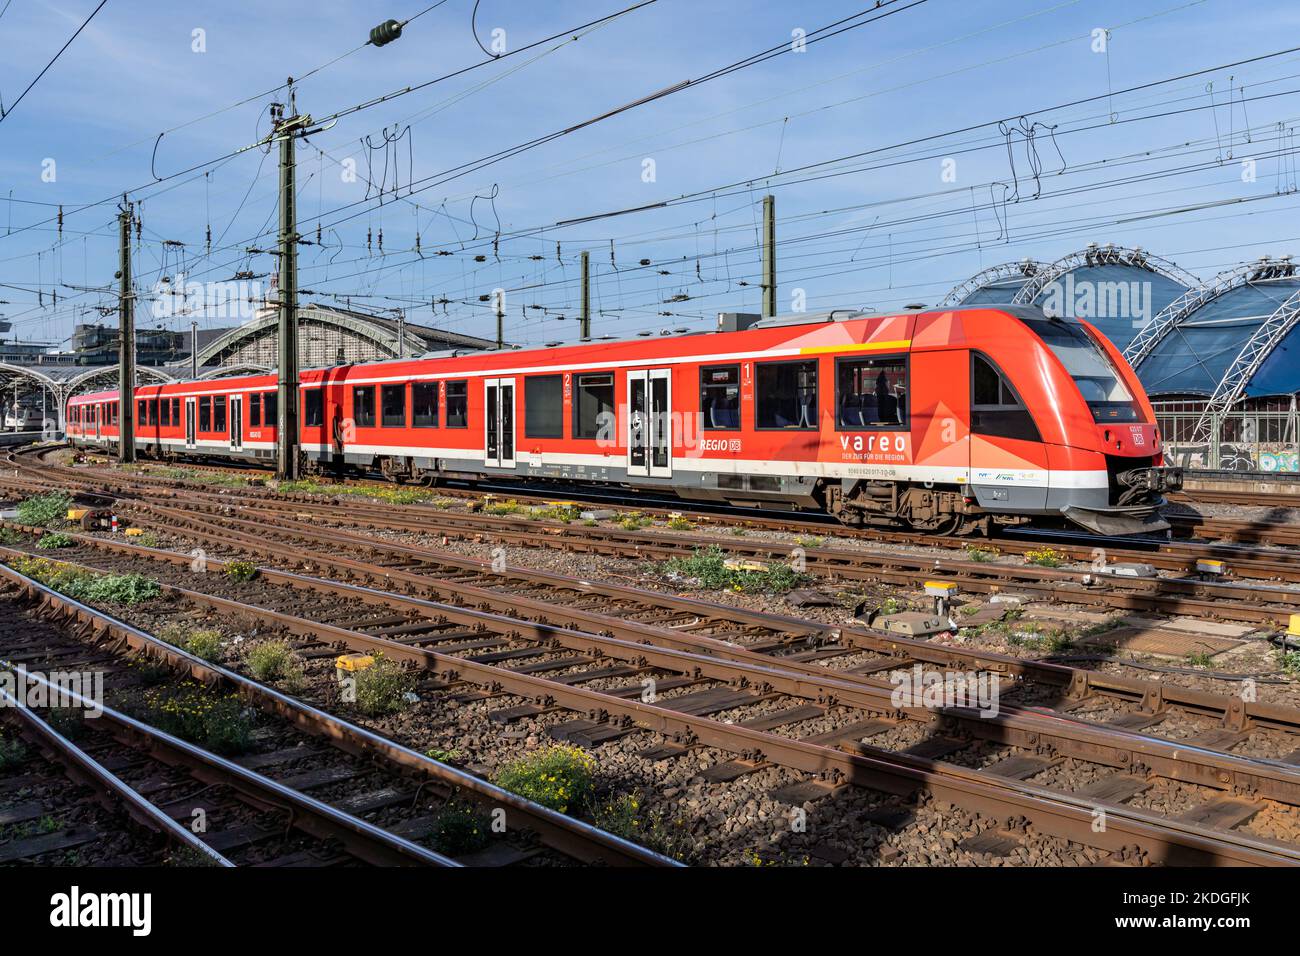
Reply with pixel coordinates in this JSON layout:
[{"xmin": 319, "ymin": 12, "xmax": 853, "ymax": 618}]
[
  {"xmin": 93, "ymin": 404, "xmax": 101, "ymax": 441},
  {"xmin": 627, "ymin": 369, "xmax": 672, "ymax": 479},
  {"xmin": 230, "ymin": 396, "xmax": 243, "ymax": 451},
  {"xmin": 184, "ymin": 398, "xmax": 197, "ymax": 449},
  {"xmin": 484, "ymin": 377, "xmax": 516, "ymax": 468},
  {"xmin": 968, "ymin": 351, "xmax": 1047, "ymax": 511}
]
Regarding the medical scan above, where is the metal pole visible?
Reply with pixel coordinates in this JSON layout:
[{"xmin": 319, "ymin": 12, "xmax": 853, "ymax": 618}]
[
  {"xmin": 761, "ymin": 193, "xmax": 776, "ymax": 319},
  {"xmin": 118, "ymin": 199, "xmax": 136, "ymax": 463},
  {"xmin": 495, "ymin": 291, "xmax": 504, "ymax": 350},
  {"xmin": 397, "ymin": 309, "xmax": 405, "ymax": 359},
  {"xmin": 191, "ymin": 320, "xmax": 198, "ymax": 379},
  {"xmin": 275, "ymin": 105, "xmax": 302, "ymax": 481},
  {"xmin": 580, "ymin": 250, "xmax": 590, "ymax": 342}
]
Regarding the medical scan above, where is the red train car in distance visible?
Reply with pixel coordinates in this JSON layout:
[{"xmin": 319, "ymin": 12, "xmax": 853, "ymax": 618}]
[{"xmin": 66, "ymin": 305, "xmax": 1181, "ymax": 535}]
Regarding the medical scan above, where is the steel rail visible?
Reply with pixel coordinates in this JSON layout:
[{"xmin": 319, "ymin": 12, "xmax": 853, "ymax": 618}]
[{"xmin": 5, "ymin": 545, "xmax": 1296, "ymax": 865}]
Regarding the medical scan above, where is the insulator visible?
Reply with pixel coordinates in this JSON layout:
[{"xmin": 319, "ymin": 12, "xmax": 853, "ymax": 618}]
[{"xmin": 369, "ymin": 19, "xmax": 403, "ymax": 47}]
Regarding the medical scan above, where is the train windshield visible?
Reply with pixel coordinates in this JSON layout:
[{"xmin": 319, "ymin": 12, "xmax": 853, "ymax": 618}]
[{"xmin": 1033, "ymin": 319, "xmax": 1140, "ymax": 422}]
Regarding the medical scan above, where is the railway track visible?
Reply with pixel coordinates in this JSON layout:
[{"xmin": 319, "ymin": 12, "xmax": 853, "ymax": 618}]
[
  {"xmin": 8, "ymin": 451, "xmax": 1300, "ymax": 626},
  {"xmin": 0, "ymin": 589, "xmax": 457, "ymax": 867},
  {"xmin": 0, "ymin": 563, "xmax": 676, "ymax": 867},
  {"xmin": 4, "ymin": 530, "xmax": 1300, "ymax": 865}
]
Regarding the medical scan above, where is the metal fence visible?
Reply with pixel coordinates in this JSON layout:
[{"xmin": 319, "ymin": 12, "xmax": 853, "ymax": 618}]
[{"xmin": 1153, "ymin": 399, "xmax": 1300, "ymax": 472}]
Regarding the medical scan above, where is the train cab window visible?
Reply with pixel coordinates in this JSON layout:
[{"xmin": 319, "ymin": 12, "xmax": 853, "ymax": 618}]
[
  {"xmin": 1031, "ymin": 318, "xmax": 1140, "ymax": 423},
  {"xmin": 199, "ymin": 397, "xmax": 212, "ymax": 432},
  {"xmin": 573, "ymin": 373, "xmax": 614, "ymax": 439},
  {"xmin": 524, "ymin": 375, "xmax": 563, "ymax": 439},
  {"xmin": 249, "ymin": 394, "xmax": 261, "ymax": 428},
  {"xmin": 381, "ymin": 384, "xmax": 406, "ymax": 428},
  {"xmin": 303, "ymin": 389, "xmax": 323, "ymax": 428},
  {"xmin": 700, "ymin": 365, "xmax": 740, "ymax": 430},
  {"xmin": 214, "ymin": 396, "xmax": 227, "ymax": 432},
  {"xmin": 837, "ymin": 356, "xmax": 908, "ymax": 430},
  {"xmin": 263, "ymin": 393, "xmax": 277, "ymax": 429},
  {"xmin": 352, "ymin": 386, "xmax": 376, "ymax": 428},
  {"xmin": 971, "ymin": 353, "xmax": 1041, "ymax": 443},
  {"xmin": 756, "ymin": 360, "xmax": 818, "ymax": 430},
  {"xmin": 412, "ymin": 382, "xmax": 438, "ymax": 427},
  {"xmin": 444, "ymin": 381, "xmax": 468, "ymax": 428}
]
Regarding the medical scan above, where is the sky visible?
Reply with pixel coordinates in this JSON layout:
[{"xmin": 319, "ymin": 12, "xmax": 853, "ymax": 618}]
[{"xmin": 2, "ymin": 0, "xmax": 1300, "ymax": 350}]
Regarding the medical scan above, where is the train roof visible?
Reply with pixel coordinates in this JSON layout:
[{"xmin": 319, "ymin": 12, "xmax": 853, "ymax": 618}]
[{"xmin": 68, "ymin": 303, "xmax": 1063, "ymax": 402}]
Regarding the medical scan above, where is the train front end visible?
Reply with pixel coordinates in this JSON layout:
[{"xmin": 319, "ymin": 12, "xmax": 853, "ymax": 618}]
[{"xmin": 1029, "ymin": 314, "xmax": 1182, "ymax": 535}]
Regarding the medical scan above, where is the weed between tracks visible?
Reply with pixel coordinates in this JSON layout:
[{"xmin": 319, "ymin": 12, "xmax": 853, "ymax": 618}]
[
  {"xmin": 351, "ymin": 653, "xmax": 413, "ymax": 716},
  {"xmin": 35, "ymin": 532, "xmax": 75, "ymax": 550},
  {"xmin": 1024, "ymin": 546, "xmax": 1066, "ymax": 568},
  {"xmin": 0, "ymin": 731, "xmax": 27, "ymax": 770},
  {"xmin": 16, "ymin": 492, "xmax": 72, "ymax": 528},
  {"xmin": 9, "ymin": 556, "xmax": 161, "ymax": 606},
  {"xmin": 245, "ymin": 639, "xmax": 306, "ymax": 692},
  {"xmin": 427, "ymin": 802, "xmax": 493, "ymax": 856},
  {"xmin": 139, "ymin": 685, "xmax": 254, "ymax": 755},
  {"xmin": 657, "ymin": 545, "xmax": 807, "ymax": 594},
  {"xmin": 494, "ymin": 745, "xmax": 596, "ymax": 814},
  {"xmin": 588, "ymin": 791, "xmax": 696, "ymax": 862},
  {"xmin": 159, "ymin": 625, "xmax": 224, "ymax": 662}
]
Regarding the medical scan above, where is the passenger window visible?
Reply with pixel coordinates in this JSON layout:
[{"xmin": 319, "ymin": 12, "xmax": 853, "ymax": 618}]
[
  {"xmin": 971, "ymin": 353, "xmax": 1040, "ymax": 443},
  {"xmin": 700, "ymin": 365, "xmax": 740, "ymax": 430},
  {"xmin": 524, "ymin": 375, "xmax": 563, "ymax": 438},
  {"xmin": 214, "ymin": 396, "xmax": 227, "ymax": 432},
  {"xmin": 352, "ymin": 386, "xmax": 375, "ymax": 428},
  {"xmin": 249, "ymin": 394, "xmax": 261, "ymax": 428},
  {"xmin": 263, "ymin": 393, "xmax": 277, "ymax": 429},
  {"xmin": 573, "ymin": 373, "xmax": 614, "ymax": 439},
  {"xmin": 836, "ymin": 356, "xmax": 908, "ymax": 429},
  {"xmin": 303, "ymin": 389, "xmax": 323, "ymax": 428},
  {"xmin": 444, "ymin": 381, "xmax": 468, "ymax": 428},
  {"xmin": 412, "ymin": 382, "xmax": 438, "ymax": 427},
  {"xmin": 381, "ymin": 384, "xmax": 406, "ymax": 427},
  {"xmin": 756, "ymin": 361, "xmax": 817, "ymax": 430},
  {"xmin": 199, "ymin": 397, "xmax": 212, "ymax": 432}
]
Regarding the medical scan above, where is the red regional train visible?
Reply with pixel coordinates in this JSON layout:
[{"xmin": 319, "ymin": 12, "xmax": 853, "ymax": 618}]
[{"xmin": 65, "ymin": 305, "xmax": 1182, "ymax": 535}]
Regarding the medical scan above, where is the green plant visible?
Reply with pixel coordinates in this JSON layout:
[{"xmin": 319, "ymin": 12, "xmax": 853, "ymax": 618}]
[
  {"xmin": 1024, "ymin": 547, "xmax": 1065, "ymax": 569},
  {"xmin": 666, "ymin": 515, "xmax": 693, "ymax": 531},
  {"xmin": 878, "ymin": 597, "xmax": 904, "ymax": 616},
  {"xmin": 142, "ymin": 686, "xmax": 253, "ymax": 755},
  {"xmin": 616, "ymin": 512, "xmax": 649, "ymax": 530},
  {"xmin": 794, "ymin": 535, "xmax": 825, "ymax": 549},
  {"xmin": 223, "ymin": 560, "xmax": 258, "ymax": 582},
  {"xmin": 0, "ymin": 732, "xmax": 26, "ymax": 770},
  {"xmin": 11, "ymin": 557, "xmax": 162, "ymax": 606},
  {"xmin": 588, "ymin": 791, "xmax": 695, "ymax": 862},
  {"xmin": 16, "ymin": 493, "xmax": 71, "ymax": 528},
  {"xmin": 965, "ymin": 545, "xmax": 999, "ymax": 563},
  {"xmin": 0, "ymin": 526, "xmax": 22, "ymax": 545},
  {"xmin": 482, "ymin": 498, "xmax": 525, "ymax": 516},
  {"xmin": 1279, "ymin": 650, "xmax": 1300, "ymax": 676},
  {"xmin": 1186, "ymin": 651, "xmax": 1214, "ymax": 668},
  {"xmin": 134, "ymin": 531, "xmax": 160, "ymax": 548},
  {"xmin": 660, "ymin": 545, "xmax": 808, "ymax": 594},
  {"xmin": 183, "ymin": 629, "xmax": 223, "ymax": 662},
  {"xmin": 352, "ymin": 653, "xmax": 413, "ymax": 716},
  {"xmin": 425, "ymin": 747, "xmax": 463, "ymax": 763},
  {"xmin": 428, "ymin": 802, "xmax": 493, "ymax": 856},
  {"xmin": 246, "ymin": 640, "xmax": 298, "ymax": 682},
  {"xmin": 36, "ymin": 532, "xmax": 75, "ymax": 550},
  {"xmin": 530, "ymin": 504, "xmax": 579, "ymax": 523},
  {"xmin": 495, "ymin": 745, "xmax": 595, "ymax": 814}
]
